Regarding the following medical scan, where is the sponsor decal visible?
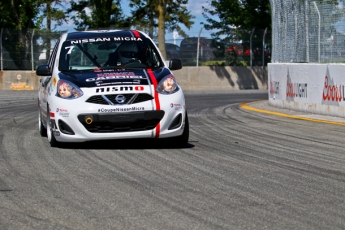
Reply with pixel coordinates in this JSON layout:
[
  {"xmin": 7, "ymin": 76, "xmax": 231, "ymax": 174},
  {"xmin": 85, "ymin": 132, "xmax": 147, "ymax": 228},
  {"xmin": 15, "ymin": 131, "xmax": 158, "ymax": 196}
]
[
  {"xmin": 170, "ymin": 103, "xmax": 182, "ymax": 110},
  {"xmin": 269, "ymin": 80, "xmax": 280, "ymax": 96},
  {"xmin": 96, "ymin": 85, "xmax": 146, "ymax": 93},
  {"xmin": 135, "ymin": 86, "xmax": 144, "ymax": 91},
  {"xmin": 70, "ymin": 37, "xmax": 142, "ymax": 44},
  {"xmin": 322, "ymin": 75, "xmax": 344, "ymax": 102},
  {"xmin": 113, "ymin": 37, "xmax": 143, "ymax": 42},
  {"xmin": 96, "ymin": 86, "xmax": 134, "ymax": 93},
  {"xmin": 56, "ymin": 108, "xmax": 70, "ymax": 117},
  {"xmin": 286, "ymin": 83, "xmax": 308, "ymax": 98},
  {"xmin": 86, "ymin": 72, "xmax": 145, "ymax": 82},
  {"xmin": 98, "ymin": 107, "xmax": 145, "ymax": 113},
  {"xmin": 71, "ymin": 38, "xmax": 111, "ymax": 44},
  {"xmin": 286, "ymin": 73, "xmax": 307, "ymax": 99},
  {"xmin": 95, "ymin": 80, "xmax": 141, "ymax": 86},
  {"xmin": 96, "ymin": 72, "xmax": 139, "ymax": 78}
]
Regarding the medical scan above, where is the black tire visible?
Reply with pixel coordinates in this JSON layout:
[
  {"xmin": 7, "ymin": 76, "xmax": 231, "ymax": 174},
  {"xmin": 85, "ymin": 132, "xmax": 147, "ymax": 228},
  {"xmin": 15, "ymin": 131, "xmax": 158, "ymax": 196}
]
[
  {"xmin": 172, "ymin": 112, "xmax": 189, "ymax": 147},
  {"xmin": 38, "ymin": 109, "xmax": 47, "ymax": 137},
  {"xmin": 46, "ymin": 105, "xmax": 59, "ymax": 148}
]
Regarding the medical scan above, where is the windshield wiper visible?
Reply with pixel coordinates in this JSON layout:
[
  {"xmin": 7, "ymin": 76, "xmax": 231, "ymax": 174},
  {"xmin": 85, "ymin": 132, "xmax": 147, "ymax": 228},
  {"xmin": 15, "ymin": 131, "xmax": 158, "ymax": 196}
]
[
  {"xmin": 60, "ymin": 68, "xmax": 95, "ymax": 72},
  {"xmin": 98, "ymin": 66, "xmax": 121, "ymax": 70},
  {"xmin": 75, "ymin": 44, "xmax": 101, "ymax": 68}
]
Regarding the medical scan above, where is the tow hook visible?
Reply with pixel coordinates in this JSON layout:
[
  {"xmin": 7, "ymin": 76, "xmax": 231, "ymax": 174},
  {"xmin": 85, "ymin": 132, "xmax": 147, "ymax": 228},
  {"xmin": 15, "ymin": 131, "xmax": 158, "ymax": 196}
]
[{"xmin": 85, "ymin": 116, "xmax": 93, "ymax": 125}]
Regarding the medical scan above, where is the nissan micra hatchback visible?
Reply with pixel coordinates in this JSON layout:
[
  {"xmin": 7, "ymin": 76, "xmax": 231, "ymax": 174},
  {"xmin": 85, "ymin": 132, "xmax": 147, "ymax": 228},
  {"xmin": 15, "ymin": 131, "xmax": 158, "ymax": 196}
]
[{"xmin": 37, "ymin": 30, "xmax": 189, "ymax": 147}]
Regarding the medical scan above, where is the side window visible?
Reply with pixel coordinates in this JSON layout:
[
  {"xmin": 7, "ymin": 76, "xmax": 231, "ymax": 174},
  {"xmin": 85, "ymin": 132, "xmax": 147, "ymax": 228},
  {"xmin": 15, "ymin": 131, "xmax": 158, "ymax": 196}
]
[
  {"xmin": 48, "ymin": 40, "xmax": 60, "ymax": 71},
  {"xmin": 144, "ymin": 42, "xmax": 162, "ymax": 67}
]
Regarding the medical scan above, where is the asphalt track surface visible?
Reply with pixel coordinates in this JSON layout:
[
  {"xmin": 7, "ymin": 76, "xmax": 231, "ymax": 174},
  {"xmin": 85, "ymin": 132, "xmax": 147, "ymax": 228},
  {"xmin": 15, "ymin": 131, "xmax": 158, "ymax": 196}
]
[{"xmin": 1, "ymin": 90, "xmax": 345, "ymax": 230}]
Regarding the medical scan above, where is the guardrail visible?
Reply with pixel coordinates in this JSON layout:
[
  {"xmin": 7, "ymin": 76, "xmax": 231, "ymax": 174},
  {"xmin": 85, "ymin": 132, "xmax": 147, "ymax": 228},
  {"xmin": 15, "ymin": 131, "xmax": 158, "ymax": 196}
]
[{"xmin": 0, "ymin": 66, "xmax": 268, "ymax": 91}]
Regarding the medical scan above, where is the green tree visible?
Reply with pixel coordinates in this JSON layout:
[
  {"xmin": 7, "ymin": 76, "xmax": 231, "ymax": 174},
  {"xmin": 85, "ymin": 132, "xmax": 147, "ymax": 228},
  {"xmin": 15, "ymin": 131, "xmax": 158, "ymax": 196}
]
[
  {"xmin": 67, "ymin": 0, "xmax": 130, "ymax": 30},
  {"xmin": 202, "ymin": 0, "xmax": 271, "ymax": 66},
  {"xmin": 129, "ymin": 0, "xmax": 157, "ymax": 38},
  {"xmin": 0, "ymin": 0, "xmax": 41, "ymax": 69},
  {"xmin": 36, "ymin": 0, "xmax": 68, "ymax": 61},
  {"xmin": 203, "ymin": 0, "xmax": 271, "ymax": 35},
  {"xmin": 129, "ymin": 0, "xmax": 194, "ymax": 58}
]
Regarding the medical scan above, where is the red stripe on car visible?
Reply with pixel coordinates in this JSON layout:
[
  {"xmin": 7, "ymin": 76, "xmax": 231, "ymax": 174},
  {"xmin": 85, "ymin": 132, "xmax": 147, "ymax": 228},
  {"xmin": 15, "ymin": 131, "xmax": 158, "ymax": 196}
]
[
  {"xmin": 132, "ymin": 30, "xmax": 140, "ymax": 38},
  {"xmin": 147, "ymin": 69, "xmax": 161, "ymax": 138}
]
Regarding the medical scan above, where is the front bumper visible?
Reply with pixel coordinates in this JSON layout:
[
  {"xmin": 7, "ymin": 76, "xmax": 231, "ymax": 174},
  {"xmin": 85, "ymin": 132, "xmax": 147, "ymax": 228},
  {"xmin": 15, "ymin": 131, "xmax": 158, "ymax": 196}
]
[
  {"xmin": 77, "ymin": 110, "xmax": 165, "ymax": 133},
  {"xmin": 47, "ymin": 87, "xmax": 186, "ymax": 142}
]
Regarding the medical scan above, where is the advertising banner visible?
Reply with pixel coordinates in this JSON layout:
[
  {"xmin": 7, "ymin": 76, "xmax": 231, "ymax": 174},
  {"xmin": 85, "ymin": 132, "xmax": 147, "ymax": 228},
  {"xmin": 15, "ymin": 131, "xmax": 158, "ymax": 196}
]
[{"xmin": 268, "ymin": 63, "xmax": 345, "ymax": 117}]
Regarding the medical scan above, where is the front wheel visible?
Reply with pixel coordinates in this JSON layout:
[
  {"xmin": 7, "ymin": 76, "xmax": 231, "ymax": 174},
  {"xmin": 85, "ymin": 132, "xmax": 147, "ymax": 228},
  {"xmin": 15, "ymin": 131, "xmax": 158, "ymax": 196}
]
[
  {"xmin": 38, "ymin": 109, "xmax": 47, "ymax": 137},
  {"xmin": 171, "ymin": 112, "xmax": 189, "ymax": 147},
  {"xmin": 46, "ymin": 105, "xmax": 59, "ymax": 147}
]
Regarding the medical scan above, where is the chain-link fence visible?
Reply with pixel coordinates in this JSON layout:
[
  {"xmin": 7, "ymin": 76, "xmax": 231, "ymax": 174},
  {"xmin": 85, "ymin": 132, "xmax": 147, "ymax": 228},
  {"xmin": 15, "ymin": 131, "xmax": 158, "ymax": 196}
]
[
  {"xmin": 0, "ymin": 28, "xmax": 270, "ymax": 70},
  {"xmin": 165, "ymin": 28, "xmax": 271, "ymax": 67},
  {"xmin": 270, "ymin": 0, "xmax": 345, "ymax": 63},
  {"xmin": 0, "ymin": 29, "xmax": 64, "ymax": 71}
]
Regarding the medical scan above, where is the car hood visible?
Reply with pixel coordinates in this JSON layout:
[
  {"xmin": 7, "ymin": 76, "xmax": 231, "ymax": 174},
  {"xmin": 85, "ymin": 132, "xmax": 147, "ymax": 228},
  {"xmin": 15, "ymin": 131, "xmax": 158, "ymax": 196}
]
[{"xmin": 59, "ymin": 68, "xmax": 170, "ymax": 88}]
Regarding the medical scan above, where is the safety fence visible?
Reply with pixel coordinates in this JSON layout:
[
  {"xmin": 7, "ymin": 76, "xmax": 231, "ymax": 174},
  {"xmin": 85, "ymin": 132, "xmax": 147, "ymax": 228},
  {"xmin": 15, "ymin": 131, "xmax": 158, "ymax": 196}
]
[
  {"xmin": 0, "ymin": 28, "xmax": 271, "ymax": 70},
  {"xmin": 0, "ymin": 29, "xmax": 64, "ymax": 71},
  {"xmin": 3, "ymin": 1, "xmax": 341, "ymax": 70},
  {"xmin": 270, "ymin": 0, "xmax": 345, "ymax": 63},
  {"xmin": 164, "ymin": 28, "xmax": 271, "ymax": 67}
]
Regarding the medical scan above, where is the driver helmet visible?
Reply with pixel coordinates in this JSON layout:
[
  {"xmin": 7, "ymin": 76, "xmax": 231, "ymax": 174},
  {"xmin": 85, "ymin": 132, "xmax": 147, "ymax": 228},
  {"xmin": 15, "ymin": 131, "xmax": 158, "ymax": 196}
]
[{"xmin": 118, "ymin": 42, "xmax": 138, "ymax": 64}]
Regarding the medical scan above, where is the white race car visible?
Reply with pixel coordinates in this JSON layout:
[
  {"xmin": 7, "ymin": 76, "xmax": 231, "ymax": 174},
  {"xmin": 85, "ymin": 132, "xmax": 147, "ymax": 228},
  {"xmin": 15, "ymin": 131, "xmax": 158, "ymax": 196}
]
[{"xmin": 37, "ymin": 30, "xmax": 189, "ymax": 147}]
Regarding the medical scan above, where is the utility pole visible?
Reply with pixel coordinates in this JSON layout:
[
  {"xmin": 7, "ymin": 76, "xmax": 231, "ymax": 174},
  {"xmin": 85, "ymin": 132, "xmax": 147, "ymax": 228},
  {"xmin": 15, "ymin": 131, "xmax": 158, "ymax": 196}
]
[{"xmin": 197, "ymin": 28, "xmax": 202, "ymax": 67}]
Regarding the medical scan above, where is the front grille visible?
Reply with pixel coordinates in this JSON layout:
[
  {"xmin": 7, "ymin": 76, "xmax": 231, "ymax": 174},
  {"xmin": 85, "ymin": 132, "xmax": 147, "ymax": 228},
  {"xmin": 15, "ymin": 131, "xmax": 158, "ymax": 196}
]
[
  {"xmin": 83, "ymin": 120, "xmax": 159, "ymax": 132},
  {"xmin": 86, "ymin": 93, "xmax": 153, "ymax": 105},
  {"xmin": 78, "ymin": 111, "xmax": 165, "ymax": 133},
  {"xmin": 85, "ymin": 96, "xmax": 108, "ymax": 105},
  {"xmin": 132, "ymin": 94, "xmax": 154, "ymax": 104}
]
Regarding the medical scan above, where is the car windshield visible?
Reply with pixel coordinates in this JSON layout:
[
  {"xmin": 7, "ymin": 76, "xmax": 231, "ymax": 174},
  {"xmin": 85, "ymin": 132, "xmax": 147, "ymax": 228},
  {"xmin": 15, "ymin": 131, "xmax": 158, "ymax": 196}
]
[{"xmin": 59, "ymin": 36, "xmax": 163, "ymax": 71}]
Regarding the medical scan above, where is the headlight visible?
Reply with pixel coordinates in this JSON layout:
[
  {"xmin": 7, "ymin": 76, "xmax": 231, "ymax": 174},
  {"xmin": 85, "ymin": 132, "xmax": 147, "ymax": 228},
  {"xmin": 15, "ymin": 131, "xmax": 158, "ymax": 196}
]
[
  {"xmin": 56, "ymin": 80, "xmax": 83, "ymax": 99},
  {"xmin": 156, "ymin": 75, "xmax": 179, "ymax": 94}
]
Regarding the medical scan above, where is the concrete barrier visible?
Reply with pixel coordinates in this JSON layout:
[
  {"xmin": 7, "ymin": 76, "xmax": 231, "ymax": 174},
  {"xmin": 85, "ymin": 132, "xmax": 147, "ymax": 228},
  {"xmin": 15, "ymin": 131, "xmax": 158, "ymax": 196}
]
[
  {"xmin": 0, "ymin": 71, "xmax": 39, "ymax": 90},
  {"xmin": 0, "ymin": 66, "xmax": 268, "ymax": 91},
  {"xmin": 268, "ymin": 63, "xmax": 345, "ymax": 117},
  {"xmin": 173, "ymin": 66, "xmax": 267, "ymax": 91}
]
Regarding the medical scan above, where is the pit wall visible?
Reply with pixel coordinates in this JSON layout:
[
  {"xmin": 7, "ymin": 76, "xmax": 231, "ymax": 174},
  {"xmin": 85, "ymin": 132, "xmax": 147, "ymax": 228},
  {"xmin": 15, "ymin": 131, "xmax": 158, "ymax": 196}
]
[
  {"xmin": 0, "ymin": 66, "xmax": 267, "ymax": 91},
  {"xmin": 268, "ymin": 63, "xmax": 345, "ymax": 117},
  {"xmin": 0, "ymin": 71, "xmax": 39, "ymax": 90}
]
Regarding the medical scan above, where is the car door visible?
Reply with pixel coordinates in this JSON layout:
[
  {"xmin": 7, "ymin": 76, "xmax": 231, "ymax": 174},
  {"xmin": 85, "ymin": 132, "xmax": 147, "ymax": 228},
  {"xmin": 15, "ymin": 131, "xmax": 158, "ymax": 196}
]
[{"xmin": 39, "ymin": 40, "xmax": 60, "ymax": 121}]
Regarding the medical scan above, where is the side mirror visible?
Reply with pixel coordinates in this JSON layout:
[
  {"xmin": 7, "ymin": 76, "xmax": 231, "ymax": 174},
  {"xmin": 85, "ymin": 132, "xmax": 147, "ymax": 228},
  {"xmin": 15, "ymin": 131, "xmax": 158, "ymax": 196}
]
[
  {"xmin": 169, "ymin": 59, "xmax": 182, "ymax": 70},
  {"xmin": 36, "ymin": 64, "xmax": 52, "ymax": 76}
]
